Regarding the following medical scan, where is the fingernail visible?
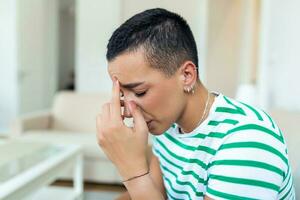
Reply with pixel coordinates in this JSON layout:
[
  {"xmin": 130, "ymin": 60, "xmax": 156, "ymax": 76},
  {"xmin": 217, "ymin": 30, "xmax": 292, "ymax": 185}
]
[{"xmin": 113, "ymin": 77, "xmax": 118, "ymax": 85}]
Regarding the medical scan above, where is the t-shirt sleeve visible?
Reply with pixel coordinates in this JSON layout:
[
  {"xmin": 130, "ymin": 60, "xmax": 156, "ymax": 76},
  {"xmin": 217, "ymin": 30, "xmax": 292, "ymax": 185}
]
[{"xmin": 205, "ymin": 129, "xmax": 291, "ymax": 200}]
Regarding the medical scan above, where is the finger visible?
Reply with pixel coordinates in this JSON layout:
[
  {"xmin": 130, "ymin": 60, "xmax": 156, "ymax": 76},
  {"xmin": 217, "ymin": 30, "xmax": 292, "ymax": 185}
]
[
  {"xmin": 96, "ymin": 114, "xmax": 102, "ymax": 133},
  {"xmin": 101, "ymin": 103, "xmax": 111, "ymax": 123},
  {"xmin": 128, "ymin": 101, "xmax": 147, "ymax": 132},
  {"xmin": 96, "ymin": 114, "xmax": 106, "ymax": 147},
  {"xmin": 111, "ymin": 78, "xmax": 122, "ymax": 120}
]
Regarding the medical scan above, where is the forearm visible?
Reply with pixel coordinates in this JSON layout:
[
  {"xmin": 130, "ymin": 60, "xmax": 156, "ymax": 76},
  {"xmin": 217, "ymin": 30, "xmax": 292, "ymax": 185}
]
[{"xmin": 123, "ymin": 174, "xmax": 165, "ymax": 200}]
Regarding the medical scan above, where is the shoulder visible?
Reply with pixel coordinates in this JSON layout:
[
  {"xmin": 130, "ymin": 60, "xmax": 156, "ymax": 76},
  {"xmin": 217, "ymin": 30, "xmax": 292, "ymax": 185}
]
[
  {"xmin": 205, "ymin": 95, "xmax": 292, "ymax": 199},
  {"xmin": 211, "ymin": 94, "xmax": 289, "ymax": 168},
  {"xmin": 214, "ymin": 94, "xmax": 280, "ymax": 131}
]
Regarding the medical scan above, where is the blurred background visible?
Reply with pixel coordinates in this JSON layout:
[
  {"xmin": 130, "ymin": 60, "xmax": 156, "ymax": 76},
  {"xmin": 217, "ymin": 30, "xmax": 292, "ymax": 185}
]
[
  {"xmin": 1, "ymin": 0, "xmax": 300, "ymax": 132},
  {"xmin": 1, "ymin": 0, "xmax": 300, "ymax": 133},
  {"xmin": 0, "ymin": 0, "xmax": 299, "ymax": 195}
]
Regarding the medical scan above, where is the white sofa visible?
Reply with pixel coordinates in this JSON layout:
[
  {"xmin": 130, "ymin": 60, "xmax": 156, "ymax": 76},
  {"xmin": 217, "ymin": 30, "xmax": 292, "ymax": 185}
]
[{"xmin": 10, "ymin": 91, "xmax": 124, "ymax": 184}]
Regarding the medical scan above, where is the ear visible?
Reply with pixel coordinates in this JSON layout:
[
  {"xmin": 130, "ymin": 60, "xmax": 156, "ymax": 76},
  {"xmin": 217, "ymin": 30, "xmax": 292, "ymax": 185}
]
[{"xmin": 178, "ymin": 61, "xmax": 198, "ymax": 89}]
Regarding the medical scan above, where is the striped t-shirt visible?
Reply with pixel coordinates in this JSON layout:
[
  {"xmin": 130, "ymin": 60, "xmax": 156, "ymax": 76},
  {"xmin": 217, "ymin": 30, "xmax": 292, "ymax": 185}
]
[{"xmin": 152, "ymin": 93, "xmax": 295, "ymax": 200}]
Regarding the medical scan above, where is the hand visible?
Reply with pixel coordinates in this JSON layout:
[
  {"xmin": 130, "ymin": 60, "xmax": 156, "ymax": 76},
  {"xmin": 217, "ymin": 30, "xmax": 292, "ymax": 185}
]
[{"xmin": 96, "ymin": 78, "xmax": 149, "ymax": 180}]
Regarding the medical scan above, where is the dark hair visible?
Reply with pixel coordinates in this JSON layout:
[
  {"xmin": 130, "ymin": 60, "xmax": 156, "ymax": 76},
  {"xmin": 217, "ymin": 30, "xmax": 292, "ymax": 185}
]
[{"xmin": 106, "ymin": 8, "xmax": 198, "ymax": 77}]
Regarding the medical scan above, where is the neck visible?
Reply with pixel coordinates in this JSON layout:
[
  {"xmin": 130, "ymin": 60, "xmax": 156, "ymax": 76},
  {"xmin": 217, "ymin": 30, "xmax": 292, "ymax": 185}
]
[{"xmin": 176, "ymin": 83, "xmax": 214, "ymax": 133}]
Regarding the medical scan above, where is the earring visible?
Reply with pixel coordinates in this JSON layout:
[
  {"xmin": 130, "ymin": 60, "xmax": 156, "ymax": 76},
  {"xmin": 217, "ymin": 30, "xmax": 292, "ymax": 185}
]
[
  {"xmin": 191, "ymin": 85, "xmax": 195, "ymax": 94},
  {"xmin": 184, "ymin": 87, "xmax": 188, "ymax": 93},
  {"xmin": 184, "ymin": 85, "xmax": 195, "ymax": 94},
  {"xmin": 191, "ymin": 87, "xmax": 195, "ymax": 94}
]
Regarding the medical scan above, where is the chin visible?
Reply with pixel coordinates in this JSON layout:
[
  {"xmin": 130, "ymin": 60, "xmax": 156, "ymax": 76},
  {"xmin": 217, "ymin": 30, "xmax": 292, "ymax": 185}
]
[
  {"xmin": 148, "ymin": 122, "xmax": 171, "ymax": 135},
  {"xmin": 149, "ymin": 131, "xmax": 164, "ymax": 136}
]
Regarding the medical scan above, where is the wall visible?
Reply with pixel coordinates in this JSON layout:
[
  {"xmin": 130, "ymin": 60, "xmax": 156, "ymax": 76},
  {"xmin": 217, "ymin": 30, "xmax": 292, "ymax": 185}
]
[
  {"xmin": 75, "ymin": 0, "xmax": 121, "ymax": 93},
  {"xmin": 258, "ymin": 0, "xmax": 300, "ymax": 111},
  {"xmin": 205, "ymin": 0, "xmax": 243, "ymax": 97},
  {"xmin": 0, "ymin": 0, "xmax": 18, "ymax": 132},
  {"xmin": 17, "ymin": 0, "xmax": 59, "ymax": 113},
  {"xmin": 204, "ymin": 0, "xmax": 260, "ymax": 100},
  {"xmin": 58, "ymin": 0, "xmax": 75, "ymax": 90},
  {"xmin": 0, "ymin": 0, "xmax": 59, "ymax": 133}
]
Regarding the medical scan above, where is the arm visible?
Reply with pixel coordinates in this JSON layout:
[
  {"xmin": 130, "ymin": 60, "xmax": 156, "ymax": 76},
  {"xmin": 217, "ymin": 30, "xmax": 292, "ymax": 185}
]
[
  {"xmin": 115, "ymin": 153, "xmax": 166, "ymax": 200},
  {"xmin": 115, "ymin": 155, "xmax": 213, "ymax": 200},
  {"xmin": 97, "ymin": 79, "xmax": 164, "ymax": 200}
]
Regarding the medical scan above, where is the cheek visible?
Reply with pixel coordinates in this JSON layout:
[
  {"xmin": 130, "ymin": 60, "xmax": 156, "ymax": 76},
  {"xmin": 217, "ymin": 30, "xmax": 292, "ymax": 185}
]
[
  {"xmin": 140, "ymin": 86, "xmax": 181, "ymax": 117},
  {"xmin": 122, "ymin": 92, "xmax": 156, "ymax": 115},
  {"xmin": 138, "ymin": 92, "xmax": 161, "ymax": 114}
]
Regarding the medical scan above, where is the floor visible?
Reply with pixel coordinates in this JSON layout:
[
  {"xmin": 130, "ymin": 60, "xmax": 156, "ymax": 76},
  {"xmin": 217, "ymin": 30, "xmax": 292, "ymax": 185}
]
[{"xmin": 52, "ymin": 180, "xmax": 127, "ymax": 200}]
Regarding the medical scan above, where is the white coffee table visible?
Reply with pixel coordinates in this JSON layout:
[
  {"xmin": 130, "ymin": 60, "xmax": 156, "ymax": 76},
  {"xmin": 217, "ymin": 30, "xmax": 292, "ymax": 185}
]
[{"xmin": 0, "ymin": 140, "xmax": 83, "ymax": 200}]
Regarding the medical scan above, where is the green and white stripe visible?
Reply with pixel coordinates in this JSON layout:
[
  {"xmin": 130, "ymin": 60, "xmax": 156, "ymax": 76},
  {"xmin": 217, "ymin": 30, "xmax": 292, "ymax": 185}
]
[{"xmin": 152, "ymin": 94, "xmax": 295, "ymax": 200}]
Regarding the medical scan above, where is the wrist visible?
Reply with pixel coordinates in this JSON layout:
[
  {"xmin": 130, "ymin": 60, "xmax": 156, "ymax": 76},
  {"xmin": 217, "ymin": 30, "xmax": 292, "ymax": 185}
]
[
  {"xmin": 118, "ymin": 160, "xmax": 149, "ymax": 180},
  {"xmin": 122, "ymin": 174, "xmax": 164, "ymax": 200},
  {"xmin": 122, "ymin": 170, "xmax": 150, "ymax": 183},
  {"xmin": 122, "ymin": 171, "xmax": 150, "ymax": 188}
]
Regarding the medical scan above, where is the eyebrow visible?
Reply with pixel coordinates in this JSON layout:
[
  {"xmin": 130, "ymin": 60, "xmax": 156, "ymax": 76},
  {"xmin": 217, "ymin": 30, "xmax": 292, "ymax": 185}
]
[{"xmin": 120, "ymin": 81, "xmax": 145, "ymax": 89}]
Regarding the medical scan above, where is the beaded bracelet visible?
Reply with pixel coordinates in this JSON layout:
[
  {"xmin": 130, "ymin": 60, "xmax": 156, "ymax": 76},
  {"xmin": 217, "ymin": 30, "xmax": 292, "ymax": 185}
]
[{"xmin": 122, "ymin": 170, "xmax": 150, "ymax": 183}]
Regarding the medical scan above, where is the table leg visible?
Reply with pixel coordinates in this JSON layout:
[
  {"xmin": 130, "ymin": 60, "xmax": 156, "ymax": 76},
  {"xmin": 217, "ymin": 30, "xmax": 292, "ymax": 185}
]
[{"xmin": 73, "ymin": 154, "xmax": 83, "ymax": 199}]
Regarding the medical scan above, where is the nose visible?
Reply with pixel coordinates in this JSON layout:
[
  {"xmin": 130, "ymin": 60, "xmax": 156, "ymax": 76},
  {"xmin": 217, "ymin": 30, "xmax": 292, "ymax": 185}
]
[
  {"xmin": 122, "ymin": 92, "xmax": 144, "ymax": 117},
  {"xmin": 122, "ymin": 90, "xmax": 138, "ymax": 103}
]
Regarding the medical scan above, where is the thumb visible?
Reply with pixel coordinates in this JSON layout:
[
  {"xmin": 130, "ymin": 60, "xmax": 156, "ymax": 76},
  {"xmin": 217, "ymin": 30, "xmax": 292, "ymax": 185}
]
[{"xmin": 128, "ymin": 101, "xmax": 147, "ymax": 132}]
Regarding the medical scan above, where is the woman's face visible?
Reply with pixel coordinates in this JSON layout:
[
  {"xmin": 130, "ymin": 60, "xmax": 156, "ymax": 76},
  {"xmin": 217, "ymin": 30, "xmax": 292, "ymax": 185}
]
[{"xmin": 108, "ymin": 49, "xmax": 186, "ymax": 135}]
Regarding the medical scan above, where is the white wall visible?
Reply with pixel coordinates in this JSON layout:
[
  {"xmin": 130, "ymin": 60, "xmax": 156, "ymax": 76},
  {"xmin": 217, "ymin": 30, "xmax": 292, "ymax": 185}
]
[
  {"xmin": 75, "ymin": 0, "xmax": 121, "ymax": 93},
  {"xmin": 0, "ymin": 0, "xmax": 59, "ymax": 133},
  {"xmin": 0, "ymin": 0, "xmax": 18, "ymax": 132},
  {"xmin": 58, "ymin": 0, "xmax": 75, "ymax": 90},
  {"xmin": 258, "ymin": 0, "xmax": 300, "ymax": 111},
  {"xmin": 17, "ymin": 0, "xmax": 59, "ymax": 113}
]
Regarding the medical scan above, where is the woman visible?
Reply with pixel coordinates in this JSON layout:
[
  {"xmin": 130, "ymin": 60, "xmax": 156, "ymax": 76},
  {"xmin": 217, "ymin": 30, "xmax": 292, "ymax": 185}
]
[{"xmin": 96, "ymin": 8, "xmax": 295, "ymax": 200}]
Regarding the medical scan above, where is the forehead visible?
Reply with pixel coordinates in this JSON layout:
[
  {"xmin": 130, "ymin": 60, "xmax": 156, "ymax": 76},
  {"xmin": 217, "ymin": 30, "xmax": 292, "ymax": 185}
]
[{"xmin": 108, "ymin": 50, "xmax": 162, "ymax": 83}]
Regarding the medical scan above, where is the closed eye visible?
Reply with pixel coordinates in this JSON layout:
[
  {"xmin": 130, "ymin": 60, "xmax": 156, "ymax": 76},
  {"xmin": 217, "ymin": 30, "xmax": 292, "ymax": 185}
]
[{"xmin": 135, "ymin": 91, "xmax": 147, "ymax": 97}]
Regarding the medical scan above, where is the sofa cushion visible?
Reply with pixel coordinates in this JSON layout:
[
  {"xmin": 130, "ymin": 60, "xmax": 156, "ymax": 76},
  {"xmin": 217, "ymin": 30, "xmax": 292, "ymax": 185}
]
[
  {"xmin": 18, "ymin": 130, "xmax": 107, "ymax": 160},
  {"xmin": 51, "ymin": 92, "xmax": 110, "ymax": 133}
]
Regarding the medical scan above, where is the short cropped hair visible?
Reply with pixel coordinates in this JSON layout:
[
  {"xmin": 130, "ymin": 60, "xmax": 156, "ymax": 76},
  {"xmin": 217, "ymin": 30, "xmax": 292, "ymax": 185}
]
[{"xmin": 106, "ymin": 8, "xmax": 198, "ymax": 77}]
